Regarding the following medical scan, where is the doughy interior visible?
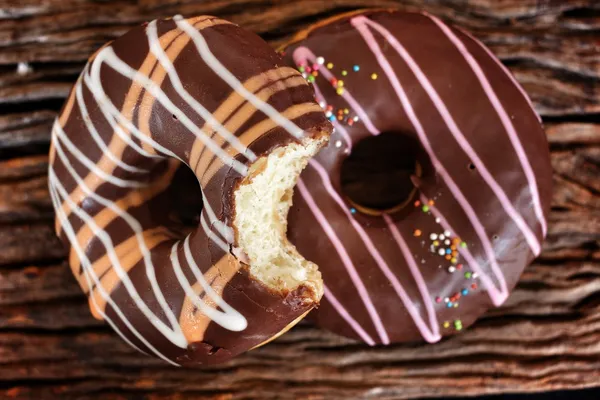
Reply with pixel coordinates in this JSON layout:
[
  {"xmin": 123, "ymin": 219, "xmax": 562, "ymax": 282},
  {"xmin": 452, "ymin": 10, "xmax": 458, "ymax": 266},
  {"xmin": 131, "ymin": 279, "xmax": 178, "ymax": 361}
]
[{"xmin": 234, "ymin": 137, "xmax": 325, "ymax": 301}]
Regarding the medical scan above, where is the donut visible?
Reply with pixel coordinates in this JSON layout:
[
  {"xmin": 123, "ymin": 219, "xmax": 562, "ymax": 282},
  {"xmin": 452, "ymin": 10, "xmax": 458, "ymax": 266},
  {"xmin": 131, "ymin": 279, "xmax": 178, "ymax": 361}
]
[
  {"xmin": 48, "ymin": 15, "xmax": 332, "ymax": 365},
  {"xmin": 281, "ymin": 10, "xmax": 552, "ymax": 345}
]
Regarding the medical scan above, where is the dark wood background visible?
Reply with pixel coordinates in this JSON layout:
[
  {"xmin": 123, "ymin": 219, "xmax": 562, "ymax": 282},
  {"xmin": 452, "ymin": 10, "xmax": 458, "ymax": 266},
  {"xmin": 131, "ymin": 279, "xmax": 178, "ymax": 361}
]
[{"xmin": 0, "ymin": 0, "xmax": 599, "ymax": 399}]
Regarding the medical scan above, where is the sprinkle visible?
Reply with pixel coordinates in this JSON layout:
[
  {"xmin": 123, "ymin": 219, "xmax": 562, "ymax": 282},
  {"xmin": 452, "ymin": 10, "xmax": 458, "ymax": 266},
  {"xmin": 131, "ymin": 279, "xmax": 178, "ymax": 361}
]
[
  {"xmin": 327, "ymin": 62, "xmax": 334, "ymax": 69},
  {"xmin": 347, "ymin": 119, "xmax": 355, "ymax": 126},
  {"xmin": 371, "ymin": 73, "xmax": 378, "ymax": 80},
  {"xmin": 430, "ymin": 233, "xmax": 438, "ymax": 240},
  {"xmin": 337, "ymin": 115, "xmax": 343, "ymax": 120},
  {"xmin": 444, "ymin": 230, "xmax": 451, "ymax": 237},
  {"xmin": 446, "ymin": 249, "xmax": 452, "ymax": 255},
  {"xmin": 353, "ymin": 65, "xmax": 360, "ymax": 72},
  {"xmin": 444, "ymin": 297, "xmax": 450, "ymax": 302},
  {"xmin": 435, "ymin": 296, "xmax": 442, "ymax": 303},
  {"xmin": 307, "ymin": 75, "xmax": 316, "ymax": 83},
  {"xmin": 452, "ymin": 251, "xmax": 458, "ymax": 257},
  {"xmin": 326, "ymin": 105, "xmax": 333, "ymax": 111},
  {"xmin": 344, "ymin": 108, "xmax": 349, "ymax": 115},
  {"xmin": 316, "ymin": 56, "xmax": 325, "ymax": 65},
  {"xmin": 457, "ymin": 264, "xmax": 463, "ymax": 270},
  {"xmin": 472, "ymin": 273, "xmax": 479, "ymax": 279},
  {"xmin": 330, "ymin": 78, "xmax": 338, "ymax": 86},
  {"xmin": 451, "ymin": 257, "xmax": 457, "ymax": 264},
  {"xmin": 342, "ymin": 70, "xmax": 348, "ymax": 76},
  {"xmin": 462, "ymin": 289, "xmax": 469, "ymax": 296},
  {"xmin": 350, "ymin": 208, "xmax": 357, "ymax": 214},
  {"xmin": 336, "ymin": 87, "xmax": 345, "ymax": 95},
  {"xmin": 353, "ymin": 116, "xmax": 359, "ymax": 122},
  {"xmin": 337, "ymin": 80, "xmax": 344, "ymax": 87},
  {"xmin": 454, "ymin": 320, "xmax": 463, "ymax": 330},
  {"xmin": 439, "ymin": 234, "xmax": 445, "ymax": 240},
  {"xmin": 433, "ymin": 240, "xmax": 439, "ymax": 246},
  {"xmin": 312, "ymin": 63, "xmax": 319, "ymax": 70},
  {"xmin": 325, "ymin": 111, "xmax": 332, "ymax": 118},
  {"xmin": 335, "ymin": 140, "xmax": 342, "ymax": 148},
  {"xmin": 422, "ymin": 205, "xmax": 430, "ymax": 212},
  {"xmin": 446, "ymin": 302, "xmax": 453, "ymax": 308},
  {"xmin": 443, "ymin": 321, "xmax": 450, "ymax": 329},
  {"xmin": 312, "ymin": 70, "xmax": 319, "ymax": 77},
  {"xmin": 460, "ymin": 241, "xmax": 467, "ymax": 248},
  {"xmin": 438, "ymin": 249, "xmax": 445, "ymax": 256},
  {"xmin": 435, "ymin": 218, "xmax": 441, "ymax": 223},
  {"xmin": 445, "ymin": 255, "xmax": 452, "ymax": 260},
  {"xmin": 329, "ymin": 116, "xmax": 336, "ymax": 122},
  {"xmin": 471, "ymin": 283, "xmax": 478, "ymax": 290},
  {"xmin": 319, "ymin": 101, "xmax": 326, "ymax": 108},
  {"xmin": 414, "ymin": 201, "xmax": 421, "ymax": 207},
  {"xmin": 465, "ymin": 272, "xmax": 473, "ymax": 279},
  {"xmin": 448, "ymin": 266, "xmax": 456, "ymax": 273},
  {"xmin": 444, "ymin": 239, "xmax": 450, "ymax": 245},
  {"xmin": 428, "ymin": 200, "xmax": 435, "ymax": 206},
  {"xmin": 414, "ymin": 229, "xmax": 422, "ymax": 237},
  {"xmin": 453, "ymin": 303, "xmax": 459, "ymax": 308},
  {"xmin": 305, "ymin": 66, "xmax": 312, "ymax": 73}
]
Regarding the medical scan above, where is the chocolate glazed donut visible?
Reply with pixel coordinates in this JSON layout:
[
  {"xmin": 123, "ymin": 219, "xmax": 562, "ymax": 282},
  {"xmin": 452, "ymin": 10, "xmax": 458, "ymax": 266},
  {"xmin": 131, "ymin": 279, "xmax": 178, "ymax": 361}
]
[
  {"xmin": 48, "ymin": 15, "xmax": 332, "ymax": 365},
  {"xmin": 282, "ymin": 10, "xmax": 552, "ymax": 345}
]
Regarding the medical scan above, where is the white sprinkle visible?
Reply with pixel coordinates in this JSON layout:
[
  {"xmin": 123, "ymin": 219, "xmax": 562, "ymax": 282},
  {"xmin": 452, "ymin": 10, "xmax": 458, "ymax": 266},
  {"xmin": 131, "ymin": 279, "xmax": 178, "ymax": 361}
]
[
  {"xmin": 448, "ymin": 266, "xmax": 456, "ymax": 273},
  {"xmin": 438, "ymin": 248, "xmax": 445, "ymax": 256},
  {"xmin": 473, "ymin": 273, "xmax": 479, "ymax": 279},
  {"xmin": 353, "ymin": 116, "xmax": 359, "ymax": 122},
  {"xmin": 316, "ymin": 56, "xmax": 325, "ymax": 65},
  {"xmin": 325, "ymin": 111, "xmax": 332, "ymax": 117},
  {"xmin": 17, "ymin": 62, "xmax": 33, "ymax": 76},
  {"xmin": 302, "ymin": 73, "xmax": 307, "ymax": 78},
  {"xmin": 334, "ymin": 140, "xmax": 342, "ymax": 148},
  {"xmin": 444, "ymin": 230, "xmax": 451, "ymax": 237},
  {"xmin": 444, "ymin": 239, "xmax": 450, "ymax": 245},
  {"xmin": 435, "ymin": 218, "xmax": 441, "ymax": 223},
  {"xmin": 439, "ymin": 234, "xmax": 445, "ymax": 240},
  {"xmin": 430, "ymin": 233, "xmax": 438, "ymax": 240},
  {"xmin": 319, "ymin": 101, "xmax": 326, "ymax": 108},
  {"xmin": 444, "ymin": 297, "xmax": 450, "ymax": 302}
]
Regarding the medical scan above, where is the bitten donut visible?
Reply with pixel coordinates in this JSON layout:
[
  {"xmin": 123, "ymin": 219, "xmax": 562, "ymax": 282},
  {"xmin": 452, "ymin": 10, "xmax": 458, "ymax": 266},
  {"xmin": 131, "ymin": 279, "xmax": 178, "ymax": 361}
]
[
  {"xmin": 281, "ymin": 10, "xmax": 552, "ymax": 345},
  {"xmin": 48, "ymin": 15, "xmax": 332, "ymax": 365}
]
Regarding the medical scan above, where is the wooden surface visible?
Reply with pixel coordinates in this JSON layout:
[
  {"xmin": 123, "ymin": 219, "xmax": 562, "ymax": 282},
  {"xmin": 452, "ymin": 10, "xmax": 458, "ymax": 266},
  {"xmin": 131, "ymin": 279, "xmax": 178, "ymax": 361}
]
[{"xmin": 0, "ymin": 0, "xmax": 599, "ymax": 399}]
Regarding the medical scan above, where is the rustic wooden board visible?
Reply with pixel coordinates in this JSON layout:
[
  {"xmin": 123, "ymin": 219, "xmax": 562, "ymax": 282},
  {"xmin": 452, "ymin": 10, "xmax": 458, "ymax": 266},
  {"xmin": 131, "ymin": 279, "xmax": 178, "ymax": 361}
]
[{"xmin": 0, "ymin": 0, "xmax": 599, "ymax": 399}]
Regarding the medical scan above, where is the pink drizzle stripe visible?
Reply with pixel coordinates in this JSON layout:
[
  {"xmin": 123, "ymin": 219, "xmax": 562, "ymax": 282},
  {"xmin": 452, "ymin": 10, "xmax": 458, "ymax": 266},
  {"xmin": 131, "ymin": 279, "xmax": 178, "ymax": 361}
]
[
  {"xmin": 383, "ymin": 214, "xmax": 441, "ymax": 341},
  {"xmin": 323, "ymin": 285, "xmax": 376, "ymax": 345},
  {"xmin": 351, "ymin": 16, "xmax": 509, "ymax": 305},
  {"xmin": 354, "ymin": 16, "xmax": 541, "ymax": 256},
  {"xmin": 453, "ymin": 25, "xmax": 541, "ymax": 123},
  {"xmin": 293, "ymin": 47, "xmax": 379, "ymax": 135},
  {"xmin": 427, "ymin": 15, "xmax": 547, "ymax": 238},
  {"xmin": 297, "ymin": 180, "xmax": 389, "ymax": 344},
  {"xmin": 421, "ymin": 195, "xmax": 508, "ymax": 305},
  {"xmin": 308, "ymin": 160, "xmax": 441, "ymax": 343}
]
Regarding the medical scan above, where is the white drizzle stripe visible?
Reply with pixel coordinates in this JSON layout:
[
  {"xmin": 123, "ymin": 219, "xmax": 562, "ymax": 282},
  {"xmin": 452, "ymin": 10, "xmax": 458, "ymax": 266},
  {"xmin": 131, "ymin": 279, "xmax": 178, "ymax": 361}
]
[
  {"xmin": 182, "ymin": 236, "xmax": 247, "ymax": 331},
  {"xmin": 75, "ymin": 79, "xmax": 147, "ymax": 173},
  {"xmin": 52, "ymin": 136, "xmax": 189, "ymax": 345},
  {"xmin": 323, "ymin": 286, "xmax": 376, "ymax": 346},
  {"xmin": 427, "ymin": 15, "xmax": 547, "ymax": 238},
  {"xmin": 421, "ymin": 194, "xmax": 508, "ymax": 305},
  {"xmin": 199, "ymin": 212, "xmax": 229, "ymax": 253},
  {"xmin": 354, "ymin": 17, "xmax": 541, "ymax": 256},
  {"xmin": 307, "ymin": 161, "xmax": 442, "ymax": 343},
  {"xmin": 351, "ymin": 17, "xmax": 509, "ymax": 300},
  {"xmin": 53, "ymin": 121, "xmax": 146, "ymax": 188},
  {"xmin": 82, "ymin": 70, "xmax": 177, "ymax": 160},
  {"xmin": 89, "ymin": 48, "xmax": 249, "ymax": 176},
  {"xmin": 49, "ymin": 170, "xmax": 188, "ymax": 348},
  {"xmin": 297, "ymin": 179, "xmax": 389, "ymax": 344},
  {"xmin": 201, "ymin": 191, "xmax": 234, "ymax": 244},
  {"xmin": 147, "ymin": 20, "xmax": 257, "ymax": 163},
  {"xmin": 174, "ymin": 16, "xmax": 306, "ymax": 140},
  {"xmin": 48, "ymin": 175, "xmax": 180, "ymax": 366}
]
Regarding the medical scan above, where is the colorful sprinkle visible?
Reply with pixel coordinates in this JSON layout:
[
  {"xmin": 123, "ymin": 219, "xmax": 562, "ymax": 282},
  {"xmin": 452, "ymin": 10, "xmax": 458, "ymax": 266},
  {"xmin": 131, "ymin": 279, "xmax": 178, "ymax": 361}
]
[
  {"xmin": 350, "ymin": 208, "xmax": 356, "ymax": 214},
  {"xmin": 414, "ymin": 229, "xmax": 422, "ymax": 237},
  {"xmin": 422, "ymin": 205, "xmax": 430, "ymax": 212},
  {"xmin": 443, "ymin": 321, "xmax": 450, "ymax": 329},
  {"xmin": 327, "ymin": 62, "xmax": 334, "ymax": 69},
  {"xmin": 454, "ymin": 320, "xmax": 463, "ymax": 331},
  {"xmin": 465, "ymin": 272, "xmax": 473, "ymax": 279},
  {"xmin": 341, "ymin": 70, "xmax": 348, "ymax": 76},
  {"xmin": 336, "ymin": 87, "xmax": 345, "ymax": 95},
  {"xmin": 435, "ymin": 297, "xmax": 442, "ymax": 303},
  {"xmin": 307, "ymin": 75, "xmax": 315, "ymax": 83},
  {"xmin": 371, "ymin": 73, "xmax": 378, "ymax": 80},
  {"xmin": 460, "ymin": 241, "xmax": 467, "ymax": 248},
  {"xmin": 353, "ymin": 65, "xmax": 360, "ymax": 72},
  {"xmin": 462, "ymin": 289, "xmax": 469, "ymax": 296},
  {"xmin": 414, "ymin": 201, "xmax": 421, "ymax": 207}
]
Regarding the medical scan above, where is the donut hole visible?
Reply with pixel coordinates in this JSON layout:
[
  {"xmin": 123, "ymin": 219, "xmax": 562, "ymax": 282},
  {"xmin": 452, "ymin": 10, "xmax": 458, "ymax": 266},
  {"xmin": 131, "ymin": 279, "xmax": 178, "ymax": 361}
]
[
  {"xmin": 340, "ymin": 132, "xmax": 423, "ymax": 216},
  {"xmin": 234, "ymin": 137, "xmax": 327, "ymax": 298}
]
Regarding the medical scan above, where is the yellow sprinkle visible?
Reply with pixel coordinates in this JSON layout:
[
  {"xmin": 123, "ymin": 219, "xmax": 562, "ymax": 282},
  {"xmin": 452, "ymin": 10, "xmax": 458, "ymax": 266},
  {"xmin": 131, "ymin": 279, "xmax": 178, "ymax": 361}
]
[
  {"xmin": 342, "ymin": 70, "xmax": 348, "ymax": 76},
  {"xmin": 337, "ymin": 80, "xmax": 344, "ymax": 87},
  {"xmin": 433, "ymin": 240, "xmax": 439, "ymax": 246},
  {"xmin": 344, "ymin": 108, "xmax": 349, "ymax": 114},
  {"xmin": 371, "ymin": 73, "xmax": 378, "ymax": 80},
  {"xmin": 336, "ymin": 87, "xmax": 345, "ymax": 95},
  {"xmin": 451, "ymin": 257, "xmax": 457, "ymax": 264},
  {"xmin": 327, "ymin": 62, "xmax": 334, "ymax": 69},
  {"xmin": 443, "ymin": 321, "xmax": 450, "ymax": 329}
]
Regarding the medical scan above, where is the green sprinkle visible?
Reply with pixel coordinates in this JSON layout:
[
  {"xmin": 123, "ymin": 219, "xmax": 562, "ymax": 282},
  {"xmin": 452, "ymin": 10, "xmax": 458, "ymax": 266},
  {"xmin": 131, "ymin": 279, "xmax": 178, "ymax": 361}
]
[
  {"xmin": 460, "ymin": 241, "xmax": 467, "ymax": 248},
  {"xmin": 465, "ymin": 272, "xmax": 473, "ymax": 279},
  {"xmin": 307, "ymin": 75, "xmax": 316, "ymax": 83},
  {"xmin": 298, "ymin": 66, "xmax": 305, "ymax": 73},
  {"xmin": 422, "ymin": 205, "xmax": 430, "ymax": 212}
]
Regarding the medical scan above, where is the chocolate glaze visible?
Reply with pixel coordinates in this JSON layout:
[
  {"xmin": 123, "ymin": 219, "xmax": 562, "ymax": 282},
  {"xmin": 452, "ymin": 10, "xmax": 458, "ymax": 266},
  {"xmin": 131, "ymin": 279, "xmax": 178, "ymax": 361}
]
[
  {"xmin": 49, "ymin": 15, "xmax": 331, "ymax": 365},
  {"xmin": 282, "ymin": 10, "xmax": 552, "ymax": 345}
]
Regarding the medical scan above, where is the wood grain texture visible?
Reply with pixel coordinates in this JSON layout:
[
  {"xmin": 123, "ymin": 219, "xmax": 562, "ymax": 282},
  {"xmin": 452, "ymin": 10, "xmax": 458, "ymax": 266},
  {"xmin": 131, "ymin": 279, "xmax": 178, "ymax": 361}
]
[{"xmin": 0, "ymin": 0, "xmax": 598, "ymax": 399}]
